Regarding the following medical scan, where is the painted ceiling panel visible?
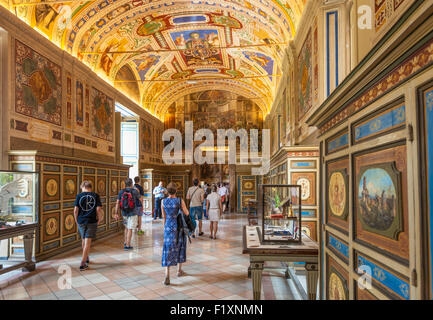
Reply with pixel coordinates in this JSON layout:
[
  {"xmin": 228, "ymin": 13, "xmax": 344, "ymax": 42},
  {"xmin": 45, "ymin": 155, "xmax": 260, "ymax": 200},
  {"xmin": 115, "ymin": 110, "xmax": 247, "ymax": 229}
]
[{"xmin": 6, "ymin": 0, "xmax": 306, "ymax": 117}]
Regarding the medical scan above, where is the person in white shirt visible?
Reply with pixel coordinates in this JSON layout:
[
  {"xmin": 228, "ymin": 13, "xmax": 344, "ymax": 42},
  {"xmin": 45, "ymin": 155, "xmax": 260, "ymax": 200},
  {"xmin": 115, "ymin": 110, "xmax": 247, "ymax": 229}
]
[
  {"xmin": 218, "ymin": 183, "xmax": 228, "ymax": 213},
  {"xmin": 206, "ymin": 184, "xmax": 222, "ymax": 239}
]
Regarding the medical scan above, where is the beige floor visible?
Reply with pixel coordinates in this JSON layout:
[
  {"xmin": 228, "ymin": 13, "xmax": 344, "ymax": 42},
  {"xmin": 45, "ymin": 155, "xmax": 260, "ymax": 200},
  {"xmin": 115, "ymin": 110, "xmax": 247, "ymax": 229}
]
[{"xmin": 0, "ymin": 214, "xmax": 300, "ymax": 300}]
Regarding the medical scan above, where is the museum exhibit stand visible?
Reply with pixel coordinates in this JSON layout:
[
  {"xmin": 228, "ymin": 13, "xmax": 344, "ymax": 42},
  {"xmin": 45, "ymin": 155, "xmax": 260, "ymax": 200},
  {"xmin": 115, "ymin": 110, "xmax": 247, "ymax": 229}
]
[
  {"xmin": 243, "ymin": 184, "xmax": 319, "ymax": 300},
  {"xmin": 0, "ymin": 171, "xmax": 38, "ymax": 275}
]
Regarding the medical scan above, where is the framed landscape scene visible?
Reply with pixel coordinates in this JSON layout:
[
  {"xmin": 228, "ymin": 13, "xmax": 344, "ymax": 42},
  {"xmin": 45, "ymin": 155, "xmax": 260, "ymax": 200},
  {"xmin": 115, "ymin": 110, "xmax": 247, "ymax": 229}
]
[
  {"xmin": 356, "ymin": 162, "xmax": 402, "ymax": 239},
  {"xmin": 353, "ymin": 144, "xmax": 409, "ymax": 262}
]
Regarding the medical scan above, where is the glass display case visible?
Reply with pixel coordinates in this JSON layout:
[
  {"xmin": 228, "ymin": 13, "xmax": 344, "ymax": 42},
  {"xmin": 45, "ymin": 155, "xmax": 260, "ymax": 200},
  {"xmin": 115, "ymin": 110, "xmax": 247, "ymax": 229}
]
[
  {"xmin": 259, "ymin": 184, "xmax": 302, "ymax": 244},
  {"xmin": 0, "ymin": 171, "xmax": 39, "ymax": 230}
]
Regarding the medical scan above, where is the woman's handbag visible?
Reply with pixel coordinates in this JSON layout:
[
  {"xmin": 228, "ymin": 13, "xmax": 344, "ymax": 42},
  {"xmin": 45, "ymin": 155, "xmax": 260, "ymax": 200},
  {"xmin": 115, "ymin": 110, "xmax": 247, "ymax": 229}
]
[{"xmin": 176, "ymin": 198, "xmax": 194, "ymax": 244}]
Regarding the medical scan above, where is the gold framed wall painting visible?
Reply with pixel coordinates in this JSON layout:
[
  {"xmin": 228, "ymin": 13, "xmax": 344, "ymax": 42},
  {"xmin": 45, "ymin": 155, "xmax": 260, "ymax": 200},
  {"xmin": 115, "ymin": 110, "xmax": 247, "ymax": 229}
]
[
  {"xmin": 97, "ymin": 176, "xmax": 107, "ymax": 196},
  {"xmin": 326, "ymin": 254, "xmax": 349, "ymax": 300},
  {"xmin": 43, "ymin": 174, "xmax": 60, "ymax": 202},
  {"xmin": 63, "ymin": 175, "xmax": 77, "ymax": 200},
  {"xmin": 111, "ymin": 178, "xmax": 119, "ymax": 196},
  {"xmin": 62, "ymin": 210, "xmax": 76, "ymax": 236},
  {"xmin": 42, "ymin": 212, "xmax": 60, "ymax": 242},
  {"xmin": 326, "ymin": 157, "xmax": 349, "ymax": 233},
  {"xmin": 353, "ymin": 144, "xmax": 409, "ymax": 262},
  {"xmin": 291, "ymin": 172, "xmax": 316, "ymax": 206}
]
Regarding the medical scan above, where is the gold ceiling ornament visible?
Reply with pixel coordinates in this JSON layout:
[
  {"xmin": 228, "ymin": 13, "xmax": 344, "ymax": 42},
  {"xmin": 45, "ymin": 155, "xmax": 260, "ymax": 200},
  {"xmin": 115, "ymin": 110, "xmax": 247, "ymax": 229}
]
[
  {"xmin": 11, "ymin": 0, "xmax": 87, "ymax": 6},
  {"xmin": 79, "ymin": 42, "xmax": 289, "ymax": 55},
  {"xmin": 113, "ymin": 74, "xmax": 281, "ymax": 82}
]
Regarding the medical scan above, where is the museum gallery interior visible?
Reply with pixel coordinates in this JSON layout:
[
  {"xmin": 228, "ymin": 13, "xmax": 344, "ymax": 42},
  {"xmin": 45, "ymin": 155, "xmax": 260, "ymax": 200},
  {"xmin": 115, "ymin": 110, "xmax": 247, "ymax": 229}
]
[{"xmin": 0, "ymin": 0, "xmax": 432, "ymax": 301}]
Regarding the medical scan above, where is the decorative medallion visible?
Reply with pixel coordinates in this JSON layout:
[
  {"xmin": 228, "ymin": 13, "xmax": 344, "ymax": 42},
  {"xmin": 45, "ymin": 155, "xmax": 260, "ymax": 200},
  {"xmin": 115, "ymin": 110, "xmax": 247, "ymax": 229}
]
[
  {"xmin": 64, "ymin": 214, "xmax": 75, "ymax": 231},
  {"xmin": 98, "ymin": 179, "xmax": 106, "ymax": 194},
  {"xmin": 111, "ymin": 180, "xmax": 117, "ymax": 193},
  {"xmin": 46, "ymin": 178, "xmax": 58, "ymax": 197},
  {"xmin": 45, "ymin": 217, "xmax": 58, "ymax": 236},
  {"xmin": 243, "ymin": 181, "xmax": 254, "ymax": 190},
  {"xmin": 65, "ymin": 179, "xmax": 76, "ymax": 196},
  {"xmin": 329, "ymin": 171, "xmax": 346, "ymax": 217},
  {"xmin": 297, "ymin": 177, "xmax": 310, "ymax": 200},
  {"xmin": 329, "ymin": 272, "xmax": 347, "ymax": 300},
  {"xmin": 120, "ymin": 180, "xmax": 126, "ymax": 189}
]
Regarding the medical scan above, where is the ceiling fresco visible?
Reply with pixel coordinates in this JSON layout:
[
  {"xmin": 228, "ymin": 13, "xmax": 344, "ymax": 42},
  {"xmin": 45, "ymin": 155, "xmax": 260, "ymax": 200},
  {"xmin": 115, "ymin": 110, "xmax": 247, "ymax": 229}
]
[{"xmin": 7, "ymin": 0, "xmax": 307, "ymax": 118}]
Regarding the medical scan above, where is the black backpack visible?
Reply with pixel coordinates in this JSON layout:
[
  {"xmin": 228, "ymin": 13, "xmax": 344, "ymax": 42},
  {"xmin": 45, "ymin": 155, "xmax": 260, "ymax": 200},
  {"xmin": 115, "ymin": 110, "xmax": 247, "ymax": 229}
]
[{"xmin": 120, "ymin": 189, "xmax": 136, "ymax": 215}]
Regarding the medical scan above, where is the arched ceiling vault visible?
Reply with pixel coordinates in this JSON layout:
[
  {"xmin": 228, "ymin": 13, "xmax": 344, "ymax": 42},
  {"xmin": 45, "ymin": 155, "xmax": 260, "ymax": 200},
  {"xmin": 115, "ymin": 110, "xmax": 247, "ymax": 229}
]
[{"xmin": 10, "ymin": 0, "xmax": 306, "ymax": 118}]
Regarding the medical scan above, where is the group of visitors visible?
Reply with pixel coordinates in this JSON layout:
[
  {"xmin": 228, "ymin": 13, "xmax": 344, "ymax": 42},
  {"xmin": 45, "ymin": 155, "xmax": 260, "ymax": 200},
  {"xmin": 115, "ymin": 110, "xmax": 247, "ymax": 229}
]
[
  {"xmin": 73, "ymin": 176, "xmax": 146, "ymax": 270},
  {"xmin": 73, "ymin": 176, "xmax": 230, "ymax": 286}
]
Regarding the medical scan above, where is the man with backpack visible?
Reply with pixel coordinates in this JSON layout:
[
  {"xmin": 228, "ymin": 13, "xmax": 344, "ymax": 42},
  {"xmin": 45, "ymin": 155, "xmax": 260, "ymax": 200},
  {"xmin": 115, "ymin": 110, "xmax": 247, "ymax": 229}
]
[
  {"xmin": 186, "ymin": 178, "xmax": 205, "ymax": 238},
  {"xmin": 115, "ymin": 178, "xmax": 140, "ymax": 250},
  {"xmin": 134, "ymin": 176, "xmax": 145, "ymax": 235}
]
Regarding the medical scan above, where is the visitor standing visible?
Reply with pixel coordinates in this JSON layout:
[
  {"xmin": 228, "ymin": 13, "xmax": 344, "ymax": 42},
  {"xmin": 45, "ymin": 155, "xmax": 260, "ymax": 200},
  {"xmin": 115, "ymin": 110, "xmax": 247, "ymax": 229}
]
[
  {"xmin": 218, "ymin": 182, "xmax": 228, "ymax": 213},
  {"xmin": 207, "ymin": 184, "xmax": 222, "ymax": 239},
  {"xmin": 161, "ymin": 182, "xmax": 190, "ymax": 285},
  {"xmin": 74, "ymin": 180, "xmax": 103, "ymax": 271},
  {"xmin": 153, "ymin": 181, "xmax": 166, "ymax": 220},
  {"xmin": 115, "ymin": 178, "xmax": 140, "ymax": 250},
  {"xmin": 134, "ymin": 176, "xmax": 145, "ymax": 235},
  {"xmin": 186, "ymin": 178, "xmax": 205, "ymax": 237}
]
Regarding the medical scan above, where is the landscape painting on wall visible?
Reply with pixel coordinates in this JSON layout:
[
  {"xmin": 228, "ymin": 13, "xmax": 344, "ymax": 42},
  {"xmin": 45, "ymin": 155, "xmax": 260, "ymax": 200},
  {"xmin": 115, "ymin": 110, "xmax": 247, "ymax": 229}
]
[
  {"xmin": 15, "ymin": 40, "xmax": 62, "ymax": 126},
  {"xmin": 91, "ymin": 87, "xmax": 114, "ymax": 141},
  {"xmin": 356, "ymin": 163, "xmax": 402, "ymax": 239}
]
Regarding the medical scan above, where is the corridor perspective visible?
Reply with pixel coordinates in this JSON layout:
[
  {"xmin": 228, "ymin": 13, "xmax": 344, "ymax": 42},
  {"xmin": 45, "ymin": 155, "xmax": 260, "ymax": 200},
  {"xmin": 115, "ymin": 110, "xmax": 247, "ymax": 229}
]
[{"xmin": 0, "ymin": 0, "xmax": 433, "ymax": 303}]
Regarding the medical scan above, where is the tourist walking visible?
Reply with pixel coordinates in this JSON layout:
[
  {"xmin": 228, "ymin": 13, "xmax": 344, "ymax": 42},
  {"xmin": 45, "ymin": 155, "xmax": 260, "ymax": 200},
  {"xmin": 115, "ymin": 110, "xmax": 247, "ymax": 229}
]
[
  {"xmin": 153, "ymin": 181, "xmax": 167, "ymax": 220},
  {"xmin": 134, "ymin": 176, "xmax": 145, "ymax": 235},
  {"xmin": 115, "ymin": 178, "xmax": 140, "ymax": 250},
  {"xmin": 161, "ymin": 182, "xmax": 190, "ymax": 285},
  {"xmin": 186, "ymin": 178, "xmax": 205, "ymax": 237},
  {"xmin": 218, "ymin": 182, "xmax": 228, "ymax": 213},
  {"xmin": 74, "ymin": 180, "xmax": 103, "ymax": 271},
  {"xmin": 207, "ymin": 184, "xmax": 222, "ymax": 239}
]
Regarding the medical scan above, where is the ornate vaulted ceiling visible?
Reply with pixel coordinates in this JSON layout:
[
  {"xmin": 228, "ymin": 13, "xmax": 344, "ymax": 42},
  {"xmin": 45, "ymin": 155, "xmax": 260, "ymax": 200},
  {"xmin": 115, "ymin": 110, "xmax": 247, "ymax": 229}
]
[{"xmin": 9, "ymin": 0, "xmax": 306, "ymax": 118}]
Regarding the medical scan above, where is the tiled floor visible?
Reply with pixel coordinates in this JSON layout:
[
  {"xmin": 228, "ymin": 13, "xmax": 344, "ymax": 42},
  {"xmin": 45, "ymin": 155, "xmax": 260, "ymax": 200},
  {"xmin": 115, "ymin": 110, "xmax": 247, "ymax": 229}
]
[{"xmin": 0, "ymin": 214, "xmax": 303, "ymax": 300}]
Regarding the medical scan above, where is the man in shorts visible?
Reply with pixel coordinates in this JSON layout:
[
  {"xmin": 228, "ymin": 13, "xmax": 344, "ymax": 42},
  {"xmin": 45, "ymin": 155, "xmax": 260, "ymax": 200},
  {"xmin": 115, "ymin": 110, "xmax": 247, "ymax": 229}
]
[
  {"xmin": 134, "ymin": 176, "xmax": 145, "ymax": 235},
  {"xmin": 115, "ymin": 178, "xmax": 140, "ymax": 250},
  {"xmin": 74, "ymin": 180, "xmax": 103, "ymax": 271}
]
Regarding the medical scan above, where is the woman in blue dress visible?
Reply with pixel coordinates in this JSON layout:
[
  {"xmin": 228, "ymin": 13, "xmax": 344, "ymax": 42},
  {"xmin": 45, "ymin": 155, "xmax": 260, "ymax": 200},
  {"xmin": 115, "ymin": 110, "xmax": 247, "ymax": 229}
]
[{"xmin": 161, "ymin": 182, "xmax": 190, "ymax": 285}]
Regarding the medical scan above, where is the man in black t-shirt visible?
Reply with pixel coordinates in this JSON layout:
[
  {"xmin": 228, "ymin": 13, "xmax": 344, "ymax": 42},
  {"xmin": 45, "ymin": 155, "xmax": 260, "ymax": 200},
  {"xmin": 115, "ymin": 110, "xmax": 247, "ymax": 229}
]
[
  {"xmin": 74, "ymin": 180, "xmax": 103, "ymax": 271},
  {"xmin": 115, "ymin": 178, "xmax": 140, "ymax": 250},
  {"xmin": 134, "ymin": 176, "xmax": 145, "ymax": 235}
]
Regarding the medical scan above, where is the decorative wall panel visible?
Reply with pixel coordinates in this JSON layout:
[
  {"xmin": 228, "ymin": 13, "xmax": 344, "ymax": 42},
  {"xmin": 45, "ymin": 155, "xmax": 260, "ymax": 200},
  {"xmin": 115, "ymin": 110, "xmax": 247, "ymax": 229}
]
[
  {"xmin": 354, "ymin": 144, "xmax": 409, "ymax": 262},
  {"xmin": 352, "ymin": 102, "xmax": 405, "ymax": 144},
  {"xmin": 326, "ymin": 157, "xmax": 349, "ymax": 233},
  {"xmin": 298, "ymin": 30, "xmax": 312, "ymax": 119},
  {"xmin": 291, "ymin": 172, "xmax": 316, "ymax": 206},
  {"xmin": 417, "ymin": 81, "xmax": 433, "ymax": 299},
  {"xmin": 9, "ymin": 152, "xmax": 128, "ymax": 259},
  {"xmin": 326, "ymin": 254, "xmax": 349, "ymax": 300},
  {"xmin": 355, "ymin": 252, "xmax": 410, "ymax": 300},
  {"xmin": 90, "ymin": 87, "xmax": 114, "ymax": 142},
  {"xmin": 15, "ymin": 40, "xmax": 62, "ymax": 126}
]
